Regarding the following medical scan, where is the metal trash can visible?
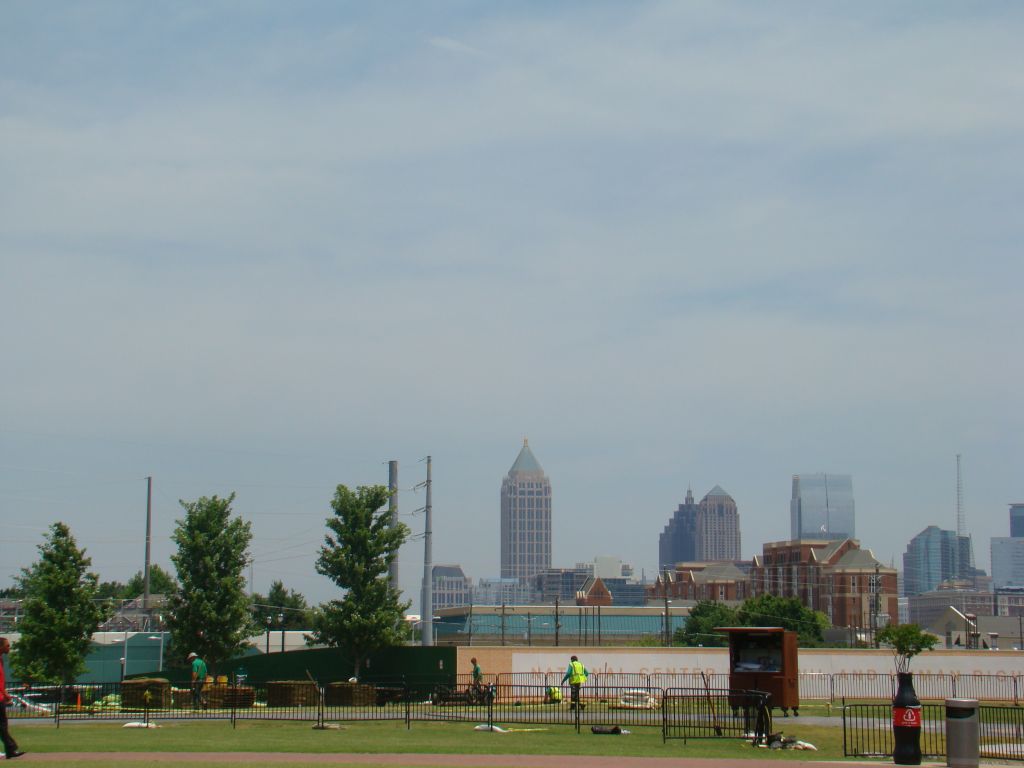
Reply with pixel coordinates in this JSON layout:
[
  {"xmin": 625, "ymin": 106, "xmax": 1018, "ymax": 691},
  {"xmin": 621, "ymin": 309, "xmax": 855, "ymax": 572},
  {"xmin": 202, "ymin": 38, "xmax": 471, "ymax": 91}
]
[{"xmin": 945, "ymin": 698, "xmax": 979, "ymax": 768}]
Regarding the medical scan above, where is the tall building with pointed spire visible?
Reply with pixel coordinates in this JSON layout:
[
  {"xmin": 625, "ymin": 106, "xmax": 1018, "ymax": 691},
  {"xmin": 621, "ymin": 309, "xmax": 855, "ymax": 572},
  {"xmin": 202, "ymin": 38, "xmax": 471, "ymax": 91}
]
[
  {"xmin": 500, "ymin": 439, "xmax": 552, "ymax": 581},
  {"xmin": 659, "ymin": 487, "xmax": 698, "ymax": 572}
]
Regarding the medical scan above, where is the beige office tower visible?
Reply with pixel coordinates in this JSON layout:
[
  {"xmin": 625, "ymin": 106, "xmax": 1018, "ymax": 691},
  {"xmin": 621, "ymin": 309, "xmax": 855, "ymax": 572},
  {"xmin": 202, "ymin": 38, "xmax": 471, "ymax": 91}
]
[
  {"xmin": 697, "ymin": 485, "xmax": 742, "ymax": 561},
  {"xmin": 500, "ymin": 439, "xmax": 552, "ymax": 581}
]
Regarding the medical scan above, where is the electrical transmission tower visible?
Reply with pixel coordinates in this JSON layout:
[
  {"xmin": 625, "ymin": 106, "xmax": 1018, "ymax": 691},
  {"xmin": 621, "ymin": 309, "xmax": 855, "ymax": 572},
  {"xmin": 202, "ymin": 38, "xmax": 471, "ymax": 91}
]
[{"xmin": 956, "ymin": 453, "xmax": 966, "ymax": 537}]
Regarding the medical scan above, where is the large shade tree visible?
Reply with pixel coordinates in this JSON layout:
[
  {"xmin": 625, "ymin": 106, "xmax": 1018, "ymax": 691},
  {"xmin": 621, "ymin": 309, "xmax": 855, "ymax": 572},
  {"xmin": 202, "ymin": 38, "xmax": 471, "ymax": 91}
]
[
  {"xmin": 167, "ymin": 493, "xmax": 253, "ymax": 671},
  {"xmin": 736, "ymin": 594, "xmax": 829, "ymax": 647},
  {"xmin": 675, "ymin": 595, "xmax": 831, "ymax": 648},
  {"xmin": 13, "ymin": 522, "xmax": 110, "ymax": 683},
  {"xmin": 674, "ymin": 600, "xmax": 738, "ymax": 647},
  {"xmin": 311, "ymin": 484, "xmax": 410, "ymax": 678}
]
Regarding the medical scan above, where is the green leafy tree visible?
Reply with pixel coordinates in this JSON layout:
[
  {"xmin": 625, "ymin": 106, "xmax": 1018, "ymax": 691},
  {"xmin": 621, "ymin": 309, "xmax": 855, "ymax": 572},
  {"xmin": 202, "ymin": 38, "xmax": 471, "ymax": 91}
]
[
  {"xmin": 311, "ymin": 484, "xmax": 410, "ymax": 677},
  {"xmin": 674, "ymin": 600, "xmax": 737, "ymax": 647},
  {"xmin": 95, "ymin": 580, "xmax": 127, "ymax": 601},
  {"xmin": 167, "ymin": 494, "xmax": 253, "ymax": 672},
  {"xmin": 123, "ymin": 564, "xmax": 178, "ymax": 598},
  {"xmin": 736, "ymin": 594, "xmax": 829, "ymax": 646},
  {"xmin": 12, "ymin": 522, "xmax": 110, "ymax": 683},
  {"xmin": 876, "ymin": 623, "xmax": 939, "ymax": 673},
  {"xmin": 252, "ymin": 580, "xmax": 312, "ymax": 630},
  {"xmin": 94, "ymin": 566, "xmax": 177, "ymax": 603}
]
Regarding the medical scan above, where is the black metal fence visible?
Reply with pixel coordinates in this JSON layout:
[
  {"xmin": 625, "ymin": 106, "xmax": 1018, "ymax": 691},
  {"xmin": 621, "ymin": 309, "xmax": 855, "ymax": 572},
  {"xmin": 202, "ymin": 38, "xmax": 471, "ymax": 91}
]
[
  {"xmin": 843, "ymin": 703, "xmax": 946, "ymax": 759},
  {"xmin": 13, "ymin": 672, "xmax": 1024, "ymax": 724},
  {"xmin": 979, "ymin": 705, "xmax": 1024, "ymax": 761},
  {"xmin": 662, "ymin": 688, "xmax": 772, "ymax": 745},
  {"xmin": 843, "ymin": 703, "xmax": 1024, "ymax": 762},
  {"xmin": 9, "ymin": 679, "xmax": 769, "ymax": 742}
]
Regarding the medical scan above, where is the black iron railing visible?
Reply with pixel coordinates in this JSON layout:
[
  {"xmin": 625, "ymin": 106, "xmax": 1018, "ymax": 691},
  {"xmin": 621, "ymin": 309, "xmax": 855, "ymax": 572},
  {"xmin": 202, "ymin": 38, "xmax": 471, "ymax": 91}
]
[{"xmin": 843, "ymin": 703, "xmax": 1024, "ymax": 762}]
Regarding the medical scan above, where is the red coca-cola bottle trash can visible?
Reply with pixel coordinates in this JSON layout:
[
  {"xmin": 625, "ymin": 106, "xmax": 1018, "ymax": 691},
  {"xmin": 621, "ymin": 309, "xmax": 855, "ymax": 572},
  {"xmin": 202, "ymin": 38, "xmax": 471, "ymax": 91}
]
[{"xmin": 892, "ymin": 672, "xmax": 922, "ymax": 765}]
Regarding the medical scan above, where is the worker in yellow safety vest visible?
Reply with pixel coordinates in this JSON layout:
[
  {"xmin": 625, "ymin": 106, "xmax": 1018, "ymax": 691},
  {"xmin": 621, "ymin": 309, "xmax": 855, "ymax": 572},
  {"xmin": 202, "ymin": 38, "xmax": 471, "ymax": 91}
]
[{"xmin": 561, "ymin": 654, "xmax": 588, "ymax": 710}]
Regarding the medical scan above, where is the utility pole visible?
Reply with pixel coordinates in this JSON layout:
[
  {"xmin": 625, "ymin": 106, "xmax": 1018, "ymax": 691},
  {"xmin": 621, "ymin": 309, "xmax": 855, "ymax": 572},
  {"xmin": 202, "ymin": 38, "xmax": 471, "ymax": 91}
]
[
  {"xmin": 554, "ymin": 596, "xmax": 560, "ymax": 647},
  {"xmin": 663, "ymin": 571, "xmax": 671, "ymax": 646},
  {"xmin": 956, "ymin": 454, "xmax": 966, "ymax": 536},
  {"xmin": 420, "ymin": 456, "xmax": 433, "ymax": 647},
  {"xmin": 872, "ymin": 562, "xmax": 880, "ymax": 648},
  {"xmin": 388, "ymin": 460, "xmax": 399, "ymax": 592},
  {"xmin": 143, "ymin": 476, "xmax": 153, "ymax": 612}
]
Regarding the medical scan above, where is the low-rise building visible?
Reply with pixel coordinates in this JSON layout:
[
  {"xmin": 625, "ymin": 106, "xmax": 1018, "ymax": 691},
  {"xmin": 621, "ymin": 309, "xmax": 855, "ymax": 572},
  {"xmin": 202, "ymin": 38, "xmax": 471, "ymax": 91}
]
[
  {"xmin": 648, "ymin": 561, "xmax": 751, "ymax": 603},
  {"xmin": 908, "ymin": 580, "xmax": 993, "ymax": 628}
]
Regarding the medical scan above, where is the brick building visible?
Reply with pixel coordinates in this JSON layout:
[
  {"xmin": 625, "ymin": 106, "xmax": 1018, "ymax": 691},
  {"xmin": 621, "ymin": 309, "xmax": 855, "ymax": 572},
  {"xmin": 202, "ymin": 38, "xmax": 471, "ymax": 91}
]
[{"xmin": 749, "ymin": 539, "xmax": 898, "ymax": 629}]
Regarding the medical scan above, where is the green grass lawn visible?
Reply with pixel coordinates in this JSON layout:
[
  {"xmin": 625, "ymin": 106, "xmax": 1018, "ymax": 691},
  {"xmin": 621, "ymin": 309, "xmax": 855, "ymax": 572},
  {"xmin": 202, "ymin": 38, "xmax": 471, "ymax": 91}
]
[{"xmin": 12, "ymin": 718, "xmax": 849, "ymax": 764}]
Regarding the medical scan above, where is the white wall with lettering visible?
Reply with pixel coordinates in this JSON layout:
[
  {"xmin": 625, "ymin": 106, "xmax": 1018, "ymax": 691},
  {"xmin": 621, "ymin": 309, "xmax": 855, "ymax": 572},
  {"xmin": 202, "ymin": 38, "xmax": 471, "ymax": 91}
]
[{"xmin": 514, "ymin": 648, "xmax": 1024, "ymax": 677}]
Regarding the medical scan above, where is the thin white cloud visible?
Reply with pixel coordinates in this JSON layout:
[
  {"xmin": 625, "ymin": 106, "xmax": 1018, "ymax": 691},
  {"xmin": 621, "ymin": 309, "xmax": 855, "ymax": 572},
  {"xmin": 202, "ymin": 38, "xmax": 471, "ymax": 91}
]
[{"xmin": 427, "ymin": 35, "xmax": 485, "ymax": 58}]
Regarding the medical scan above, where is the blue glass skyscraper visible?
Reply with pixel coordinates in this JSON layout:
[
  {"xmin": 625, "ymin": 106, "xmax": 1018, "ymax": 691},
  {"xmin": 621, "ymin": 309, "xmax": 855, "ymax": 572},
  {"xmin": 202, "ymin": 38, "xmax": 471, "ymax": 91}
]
[{"xmin": 790, "ymin": 473, "xmax": 855, "ymax": 541}]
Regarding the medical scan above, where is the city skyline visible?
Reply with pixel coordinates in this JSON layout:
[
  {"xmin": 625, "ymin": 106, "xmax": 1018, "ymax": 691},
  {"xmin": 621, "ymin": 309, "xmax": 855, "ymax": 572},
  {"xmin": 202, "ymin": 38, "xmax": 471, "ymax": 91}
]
[
  {"xmin": 2, "ymin": 3, "xmax": 1021, "ymax": 609},
  {"xmin": 0, "ymin": 432, "xmax": 1012, "ymax": 609}
]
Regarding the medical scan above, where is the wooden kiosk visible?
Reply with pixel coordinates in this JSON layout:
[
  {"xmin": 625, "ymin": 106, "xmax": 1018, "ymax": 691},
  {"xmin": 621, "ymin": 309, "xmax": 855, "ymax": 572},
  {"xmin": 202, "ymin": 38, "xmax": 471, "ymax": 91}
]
[{"xmin": 718, "ymin": 627, "xmax": 799, "ymax": 716}]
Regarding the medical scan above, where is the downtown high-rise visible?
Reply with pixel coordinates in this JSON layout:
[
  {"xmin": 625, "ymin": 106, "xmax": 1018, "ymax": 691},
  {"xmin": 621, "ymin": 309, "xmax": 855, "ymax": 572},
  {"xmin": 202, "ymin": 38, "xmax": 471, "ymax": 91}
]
[
  {"xmin": 991, "ymin": 503, "xmax": 1024, "ymax": 589},
  {"xmin": 790, "ymin": 473, "xmax": 855, "ymax": 541},
  {"xmin": 659, "ymin": 487, "xmax": 698, "ymax": 571},
  {"xmin": 697, "ymin": 485, "xmax": 742, "ymax": 561},
  {"xmin": 902, "ymin": 525, "xmax": 974, "ymax": 596},
  {"xmin": 500, "ymin": 439, "xmax": 552, "ymax": 581},
  {"xmin": 659, "ymin": 485, "xmax": 741, "ymax": 568}
]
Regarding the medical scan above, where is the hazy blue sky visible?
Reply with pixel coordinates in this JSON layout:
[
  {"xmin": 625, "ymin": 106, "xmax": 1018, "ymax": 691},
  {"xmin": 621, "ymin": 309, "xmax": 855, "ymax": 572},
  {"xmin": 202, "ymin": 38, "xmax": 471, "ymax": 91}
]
[{"xmin": 2, "ymin": 2, "xmax": 1022, "ymax": 609}]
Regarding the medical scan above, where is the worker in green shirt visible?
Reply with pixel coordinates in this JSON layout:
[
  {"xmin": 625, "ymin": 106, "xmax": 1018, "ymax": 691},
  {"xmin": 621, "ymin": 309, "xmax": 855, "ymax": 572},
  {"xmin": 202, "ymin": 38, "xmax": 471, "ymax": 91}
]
[
  {"xmin": 470, "ymin": 657, "xmax": 483, "ymax": 692},
  {"xmin": 187, "ymin": 652, "xmax": 208, "ymax": 709}
]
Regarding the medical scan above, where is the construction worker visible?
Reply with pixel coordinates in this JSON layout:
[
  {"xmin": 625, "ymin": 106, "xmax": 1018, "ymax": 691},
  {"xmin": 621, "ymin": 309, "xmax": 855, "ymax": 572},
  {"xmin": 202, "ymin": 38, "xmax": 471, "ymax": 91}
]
[
  {"xmin": 470, "ymin": 657, "xmax": 485, "ymax": 695},
  {"xmin": 561, "ymin": 654, "xmax": 588, "ymax": 710}
]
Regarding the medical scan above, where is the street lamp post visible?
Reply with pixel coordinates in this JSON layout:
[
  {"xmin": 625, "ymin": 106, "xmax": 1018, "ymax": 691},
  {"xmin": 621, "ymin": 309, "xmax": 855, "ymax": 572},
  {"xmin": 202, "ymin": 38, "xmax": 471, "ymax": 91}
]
[
  {"xmin": 265, "ymin": 615, "xmax": 272, "ymax": 654},
  {"xmin": 147, "ymin": 634, "xmax": 165, "ymax": 672},
  {"xmin": 411, "ymin": 617, "xmax": 440, "ymax": 646},
  {"xmin": 278, "ymin": 613, "xmax": 285, "ymax": 653},
  {"xmin": 122, "ymin": 628, "xmax": 130, "ymax": 678}
]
